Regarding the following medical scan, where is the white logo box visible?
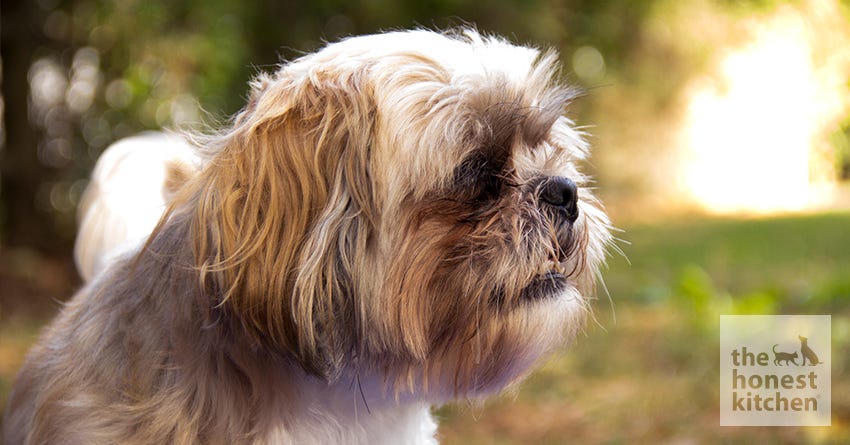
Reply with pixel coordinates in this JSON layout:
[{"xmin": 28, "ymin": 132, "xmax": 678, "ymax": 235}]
[{"xmin": 720, "ymin": 315, "xmax": 831, "ymax": 426}]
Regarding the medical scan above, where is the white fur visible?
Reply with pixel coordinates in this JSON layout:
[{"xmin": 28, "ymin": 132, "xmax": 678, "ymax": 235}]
[
  {"xmin": 264, "ymin": 374, "xmax": 438, "ymax": 445},
  {"xmin": 74, "ymin": 132, "xmax": 198, "ymax": 281}
]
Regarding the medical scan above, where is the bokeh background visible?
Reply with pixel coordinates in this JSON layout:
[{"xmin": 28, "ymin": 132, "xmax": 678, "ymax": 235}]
[{"xmin": 2, "ymin": 0, "xmax": 849, "ymax": 443}]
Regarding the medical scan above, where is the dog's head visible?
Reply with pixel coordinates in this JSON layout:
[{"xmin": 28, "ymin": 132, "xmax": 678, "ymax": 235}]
[{"xmin": 184, "ymin": 29, "xmax": 611, "ymax": 399}]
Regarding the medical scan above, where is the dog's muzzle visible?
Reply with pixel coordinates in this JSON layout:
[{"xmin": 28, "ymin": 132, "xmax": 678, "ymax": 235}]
[
  {"xmin": 490, "ymin": 176, "xmax": 582, "ymax": 307},
  {"xmin": 538, "ymin": 176, "xmax": 579, "ymax": 224}
]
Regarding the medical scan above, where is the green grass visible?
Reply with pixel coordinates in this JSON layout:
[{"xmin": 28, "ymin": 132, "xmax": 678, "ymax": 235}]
[
  {"xmin": 607, "ymin": 212, "xmax": 850, "ymax": 310},
  {"xmin": 2, "ymin": 212, "xmax": 849, "ymax": 443}
]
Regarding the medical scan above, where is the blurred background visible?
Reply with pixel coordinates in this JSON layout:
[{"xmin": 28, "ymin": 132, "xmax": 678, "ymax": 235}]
[{"xmin": 1, "ymin": 0, "xmax": 849, "ymax": 443}]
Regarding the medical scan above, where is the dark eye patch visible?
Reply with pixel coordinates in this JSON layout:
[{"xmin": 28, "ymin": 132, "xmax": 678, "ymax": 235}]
[{"xmin": 452, "ymin": 150, "xmax": 506, "ymax": 203}]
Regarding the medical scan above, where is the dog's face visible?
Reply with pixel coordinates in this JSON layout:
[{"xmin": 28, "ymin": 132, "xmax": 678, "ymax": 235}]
[{"xmin": 188, "ymin": 30, "xmax": 610, "ymax": 400}]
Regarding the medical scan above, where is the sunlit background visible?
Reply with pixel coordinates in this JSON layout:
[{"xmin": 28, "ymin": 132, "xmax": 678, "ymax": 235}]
[
  {"xmin": 588, "ymin": 0, "xmax": 850, "ymax": 218},
  {"xmin": 2, "ymin": 0, "xmax": 849, "ymax": 443},
  {"xmin": 677, "ymin": 0, "xmax": 850, "ymax": 214}
]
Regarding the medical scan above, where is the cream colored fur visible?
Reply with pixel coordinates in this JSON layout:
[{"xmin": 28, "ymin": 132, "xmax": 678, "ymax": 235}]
[{"xmin": 73, "ymin": 132, "xmax": 199, "ymax": 281}]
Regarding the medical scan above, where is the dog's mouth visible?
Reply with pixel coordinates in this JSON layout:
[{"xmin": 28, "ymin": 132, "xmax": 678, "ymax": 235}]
[
  {"xmin": 488, "ymin": 264, "xmax": 570, "ymax": 309},
  {"xmin": 520, "ymin": 265, "xmax": 569, "ymax": 302}
]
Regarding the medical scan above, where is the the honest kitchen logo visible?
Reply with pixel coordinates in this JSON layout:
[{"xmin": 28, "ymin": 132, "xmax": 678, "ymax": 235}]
[
  {"xmin": 720, "ymin": 315, "xmax": 831, "ymax": 426},
  {"xmin": 730, "ymin": 336, "xmax": 822, "ymax": 412}
]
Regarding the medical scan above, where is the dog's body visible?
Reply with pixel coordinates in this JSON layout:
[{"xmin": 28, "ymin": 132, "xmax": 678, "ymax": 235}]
[{"xmin": 4, "ymin": 29, "xmax": 610, "ymax": 444}]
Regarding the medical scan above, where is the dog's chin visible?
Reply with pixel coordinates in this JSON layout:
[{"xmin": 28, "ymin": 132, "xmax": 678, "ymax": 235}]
[{"xmin": 448, "ymin": 282, "xmax": 586, "ymax": 399}]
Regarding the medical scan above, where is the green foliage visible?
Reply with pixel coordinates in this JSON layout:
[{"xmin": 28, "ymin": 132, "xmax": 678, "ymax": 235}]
[
  {"xmin": 715, "ymin": 0, "xmax": 787, "ymax": 15},
  {"xmin": 831, "ymin": 120, "xmax": 850, "ymax": 180}
]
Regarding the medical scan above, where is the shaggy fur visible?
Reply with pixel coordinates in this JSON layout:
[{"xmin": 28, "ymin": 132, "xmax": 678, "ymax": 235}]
[{"xmin": 3, "ymin": 29, "xmax": 611, "ymax": 444}]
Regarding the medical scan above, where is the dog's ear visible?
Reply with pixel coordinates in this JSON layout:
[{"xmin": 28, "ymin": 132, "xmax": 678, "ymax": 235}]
[{"xmin": 192, "ymin": 65, "xmax": 377, "ymax": 379}]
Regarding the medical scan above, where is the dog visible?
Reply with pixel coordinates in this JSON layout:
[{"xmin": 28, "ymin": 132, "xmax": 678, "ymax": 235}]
[
  {"xmin": 772, "ymin": 344, "xmax": 799, "ymax": 366},
  {"xmin": 799, "ymin": 335, "xmax": 822, "ymax": 366},
  {"xmin": 3, "ymin": 29, "xmax": 611, "ymax": 444}
]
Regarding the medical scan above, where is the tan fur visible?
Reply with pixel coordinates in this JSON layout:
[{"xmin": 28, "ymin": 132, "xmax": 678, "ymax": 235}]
[
  {"xmin": 4, "ymin": 29, "xmax": 611, "ymax": 444},
  {"xmin": 163, "ymin": 160, "xmax": 195, "ymax": 198}
]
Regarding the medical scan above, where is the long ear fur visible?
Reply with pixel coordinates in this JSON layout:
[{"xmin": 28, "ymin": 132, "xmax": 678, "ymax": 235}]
[{"xmin": 188, "ymin": 66, "xmax": 377, "ymax": 379}]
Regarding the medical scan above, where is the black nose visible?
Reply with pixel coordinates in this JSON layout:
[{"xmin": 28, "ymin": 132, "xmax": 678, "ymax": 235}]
[{"xmin": 539, "ymin": 176, "xmax": 579, "ymax": 223}]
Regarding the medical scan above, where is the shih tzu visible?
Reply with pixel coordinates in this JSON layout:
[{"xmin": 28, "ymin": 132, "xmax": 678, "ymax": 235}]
[{"xmin": 4, "ymin": 29, "xmax": 611, "ymax": 444}]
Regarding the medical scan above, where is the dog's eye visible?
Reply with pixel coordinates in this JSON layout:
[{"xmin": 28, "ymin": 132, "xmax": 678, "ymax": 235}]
[{"xmin": 453, "ymin": 151, "xmax": 502, "ymax": 203}]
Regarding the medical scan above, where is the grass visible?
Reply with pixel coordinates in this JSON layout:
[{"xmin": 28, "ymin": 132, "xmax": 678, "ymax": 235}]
[
  {"xmin": 609, "ymin": 212, "xmax": 850, "ymax": 312},
  {"xmin": 2, "ymin": 212, "xmax": 849, "ymax": 443}
]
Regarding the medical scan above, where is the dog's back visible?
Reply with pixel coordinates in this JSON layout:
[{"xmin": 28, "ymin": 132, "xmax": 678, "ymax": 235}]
[{"xmin": 4, "ymin": 133, "xmax": 199, "ymax": 444}]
